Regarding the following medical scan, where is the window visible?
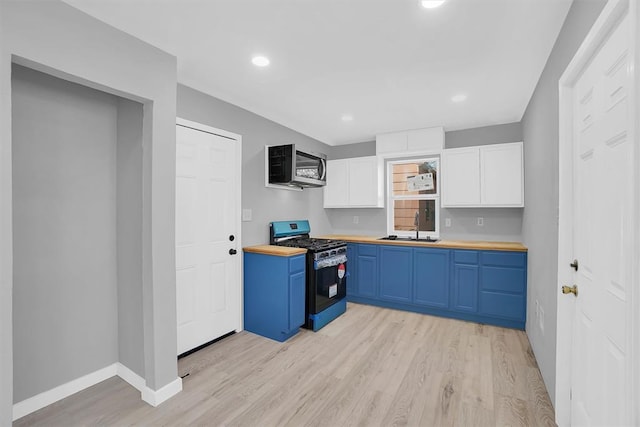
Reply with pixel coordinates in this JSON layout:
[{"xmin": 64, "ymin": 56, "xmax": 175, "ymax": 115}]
[{"xmin": 387, "ymin": 157, "xmax": 439, "ymax": 238}]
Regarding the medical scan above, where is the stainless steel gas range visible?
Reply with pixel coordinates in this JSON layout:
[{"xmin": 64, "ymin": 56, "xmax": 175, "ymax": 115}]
[{"xmin": 270, "ymin": 220, "xmax": 347, "ymax": 331}]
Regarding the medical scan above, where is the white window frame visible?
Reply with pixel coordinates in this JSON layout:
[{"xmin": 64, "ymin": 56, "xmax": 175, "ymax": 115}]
[{"xmin": 386, "ymin": 156, "xmax": 440, "ymax": 239}]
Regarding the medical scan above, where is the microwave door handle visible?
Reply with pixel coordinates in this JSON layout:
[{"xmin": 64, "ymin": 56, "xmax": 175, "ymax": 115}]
[{"xmin": 320, "ymin": 158, "xmax": 326, "ymax": 180}]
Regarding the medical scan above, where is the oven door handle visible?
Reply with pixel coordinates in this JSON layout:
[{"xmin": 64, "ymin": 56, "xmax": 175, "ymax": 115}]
[{"xmin": 314, "ymin": 254, "xmax": 347, "ymax": 270}]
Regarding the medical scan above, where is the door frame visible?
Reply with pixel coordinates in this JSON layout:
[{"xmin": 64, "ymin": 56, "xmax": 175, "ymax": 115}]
[
  {"xmin": 556, "ymin": 0, "xmax": 639, "ymax": 424},
  {"xmin": 175, "ymin": 117, "xmax": 244, "ymax": 336}
]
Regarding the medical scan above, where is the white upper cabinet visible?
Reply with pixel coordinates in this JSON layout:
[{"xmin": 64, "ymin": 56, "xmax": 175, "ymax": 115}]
[
  {"xmin": 376, "ymin": 126, "xmax": 444, "ymax": 156},
  {"xmin": 481, "ymin": 143, "xmax": 524, "ymax": 206},
  {"xmin": 442, "ymin": 142, "xmax": 524, "ymax": 208},
  {"xmin": 323, "ymin": 159, "xmax": 350, "ymax": 207},
  {"xmin": 441, "ymin": 147, "xmax": 481, "ymax": 206},
  {"xmin": 324, "ymin": 156, "xmax": 383, "ymax": 208}
]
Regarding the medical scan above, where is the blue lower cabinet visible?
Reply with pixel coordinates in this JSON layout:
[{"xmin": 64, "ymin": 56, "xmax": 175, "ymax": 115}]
[
  {"xmin": 478, "ymin": 251, "xmax": 527, "ymax": 324},
  {"xmin": 346, "ymin": 243, "xmax": 527, "ymax": 330},
  {"xmin": 379, "ymin": 245, "xmax": 412, "ymax": 303},
  {"xmin": 346, "ymin": 244, "xmax": 358, "ymax": 295},
  {"xmin": 452, "ymin": 250, "xmax": 479, "ymax": 313},
  {"xmin": 355, "ymin": 244, "xmax": 378, "ymax": 297},
  {"xmin": 288, "ymin": 269, "xmax": 306, "ymax": 331},
  {"xmin": 452, "ymin": 263, "xmax": 479, "ymax": 312},
  {"xmin": 414, "ymin": 248, "xmax": 450, "ymax": 309},
  {"xmin": 244, "ymin": 252, "xmax": 306, "ymax": 342}
]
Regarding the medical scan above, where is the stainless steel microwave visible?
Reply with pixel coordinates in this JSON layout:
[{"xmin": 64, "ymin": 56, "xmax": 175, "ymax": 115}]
[{"xmin": 268, "ymin": 144, "xmax": 326, "ymax": 188}]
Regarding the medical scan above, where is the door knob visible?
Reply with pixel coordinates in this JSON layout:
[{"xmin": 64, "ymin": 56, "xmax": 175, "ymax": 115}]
[
  {"xmin": 570, "ymin": 259, "xmax": 579, "ymax": 271},
  {"xmin": 562, "ymin": 285, "xmax": 578, "ymax": 297},
  {"xmin": 229, "ymin": 249, "xmax": 237, "ymax": 255}
]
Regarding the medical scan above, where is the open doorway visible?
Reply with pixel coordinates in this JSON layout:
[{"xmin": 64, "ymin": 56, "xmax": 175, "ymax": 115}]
[{"xmin": 11, "ymin": 64, "xmax": 145, "ymax": 415}]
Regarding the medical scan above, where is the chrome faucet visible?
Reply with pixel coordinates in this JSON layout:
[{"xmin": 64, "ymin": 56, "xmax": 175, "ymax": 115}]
[{"xmin": 414, "ymin": 210, "xmax": 419, "ymax": 240}]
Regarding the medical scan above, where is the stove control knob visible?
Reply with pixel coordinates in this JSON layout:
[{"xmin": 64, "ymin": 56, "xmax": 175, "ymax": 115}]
[{"xmin": 337, "ymin": 248, "xmax": 346, "ymax": 254}]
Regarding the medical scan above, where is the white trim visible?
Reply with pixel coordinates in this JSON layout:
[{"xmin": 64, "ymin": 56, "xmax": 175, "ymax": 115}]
[
  {"xmin": 176, "ymin": 117, "xmax": 240, "ymax": 141},
  {"xmin": 12, "ymin": 362, "xmax": 183, "ymax": 421},
  {"xmin": 12, "ymin": 364, "xmax": 118, "ymax": 421},
  {"xmin": 141, "ymin": 377, "xmax": 183, "ymax": 407},
  {"xmin": 556, "ymin": 0, "xmax": 637, "ymax": 425},
  {"xmin": 116, "ymin": 363, "xmax": 146, "ymax": 392}
]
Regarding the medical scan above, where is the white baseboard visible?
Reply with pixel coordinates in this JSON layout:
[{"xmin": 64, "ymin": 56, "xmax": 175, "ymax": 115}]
[
  {"xmin": 13, "ymin": 363, "xmax": 182, "ymax": 421},
  {"xmin": 116, "ymin": 363, "xmax": 146, "ymax": 392},
  {"xmin": 141, "ymin": 377, "xmax": 182, "ymax": 407},
  {"xmin": 12, "ymin": 364, "xmax": 118, "ymax": 421}
]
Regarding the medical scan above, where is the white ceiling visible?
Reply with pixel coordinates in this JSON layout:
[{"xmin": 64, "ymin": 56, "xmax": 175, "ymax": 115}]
[{"xmin": 63, "ymin": 0, "xmax": 572, "ymax": 146}]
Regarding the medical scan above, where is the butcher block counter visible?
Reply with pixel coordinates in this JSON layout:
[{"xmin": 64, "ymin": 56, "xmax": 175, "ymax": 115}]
[
  {"xmin": 320, "ymin": 234, "xmax": 527, "ymax": 252},
  {"xmin": 243, "ymin": 245, "xmax": 307, "ymax": 256}
]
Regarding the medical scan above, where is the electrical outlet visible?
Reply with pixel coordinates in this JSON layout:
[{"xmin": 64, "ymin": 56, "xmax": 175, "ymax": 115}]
[
  {"xmin": 477, "ymin": 217, "xmax": 484, "ymax": 227},
  {"xmin": 353, "ymin": 216, "xmax": 359, "ymax": 224},
  {"xmin": 242, "ymin": 209, "xmax": 252, "ymax": 222},
  {"xmin": 445, "ymin": 218, "xmax": 451, "ymax": 227}
]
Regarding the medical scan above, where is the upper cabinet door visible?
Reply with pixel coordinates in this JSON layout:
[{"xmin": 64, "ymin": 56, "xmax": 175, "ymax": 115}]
[
  {"xmin": 348, "ymin": 156, "xmax": 383, "ymax": 207},
  {"xmin": 480, "ymin": 142, "xmax": 524, "ymax": 207},
  {"xmin": 323, "ymin": 159, "xmax": 349, "ymax": 207},
  {"xmin": 442, "ymin": 147, "xmax": 481, "ymax": 207}
]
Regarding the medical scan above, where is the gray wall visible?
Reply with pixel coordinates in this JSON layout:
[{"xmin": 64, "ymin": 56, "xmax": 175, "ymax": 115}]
[
  {"xmin": 329, "ymin": 140, "xmax": 375, "ymax": 160},
  {"xmin": 176, "ymin": 84, "xmax": 333, "ymax": 246},
  {"xmin": 521, "ymin": 0, "xmax": 606, "ymax": 405},
  {"xmin": 116, "ymin": 98, "xmax": 145, "ymax": 378},
  {"xmin": 1, "ymin": 1, "xmax": 179, "ymax": 421},
  {"xmin": 326, "ymin": 122, "xmax": 524, "ymax": 241},
  {"xmin": 445, "ymin": 122, "xmax": 523, "ymax": 148},
  {"xmin": 12, "ymin": 65, "xmax": 120, "ymax": 402}
]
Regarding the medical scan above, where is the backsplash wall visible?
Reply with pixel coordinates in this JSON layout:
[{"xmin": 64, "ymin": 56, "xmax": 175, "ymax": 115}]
[{"xmin": 325, "ymin": 122, "xmax": 524, "ymax": 241}]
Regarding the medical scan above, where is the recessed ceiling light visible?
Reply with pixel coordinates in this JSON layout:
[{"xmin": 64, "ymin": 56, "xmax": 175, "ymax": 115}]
[
  {"xmin": 251, "ymin": 55, "xmax": 270, "ymax": 67},
  {"xmin": 451, "ymin": 94, "xmax": 467, "ymax": 103},
  {"xmin": 422, "ymin": 0, "xmax": 446, "ymax": 9},
  {"xmin": 341, "ymin": 114, "xmax": 354, "ymax": 122}
]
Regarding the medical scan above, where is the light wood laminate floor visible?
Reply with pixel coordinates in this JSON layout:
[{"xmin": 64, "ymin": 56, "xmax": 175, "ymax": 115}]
[{"xmin": 15, "ymin": 303, "xmax": 556, "ymax": 426}]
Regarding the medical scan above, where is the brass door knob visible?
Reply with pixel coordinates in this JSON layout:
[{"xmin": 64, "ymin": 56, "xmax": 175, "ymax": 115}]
[{"xmin": 562, "ymin": 285, "xmax": 578, "ymax": 297}]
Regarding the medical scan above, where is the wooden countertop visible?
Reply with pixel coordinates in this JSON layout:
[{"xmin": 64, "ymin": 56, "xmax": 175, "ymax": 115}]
[
  {"xmin": 320, "ymin": 234, "xmax": 527, "ymax": 252},
  {"xmin": 243, "ymin": 245, "xmax": 307, "ymax": 256}
]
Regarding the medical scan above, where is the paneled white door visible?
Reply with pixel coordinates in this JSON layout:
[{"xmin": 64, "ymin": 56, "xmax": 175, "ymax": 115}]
[
  {"xmin": 558, "ymin": 4, "xmax": 636, "ymax": 425},
  {"xmin": 175, "ymin": 120, "xmax": 241, "ymax": 355}
]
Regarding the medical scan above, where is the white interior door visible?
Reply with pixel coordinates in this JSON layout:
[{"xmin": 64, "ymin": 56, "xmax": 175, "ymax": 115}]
[
  {"xmin": 558, "ymin": 3, "xmax": 636, "ymax": 425},
  {"xmin": 175, "ymin": 120, "xmax": 241, "ymax": 355}
]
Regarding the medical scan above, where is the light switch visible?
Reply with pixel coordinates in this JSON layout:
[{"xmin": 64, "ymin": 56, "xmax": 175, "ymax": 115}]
[
  {"xmin": 445, "ymin": 218, "xmax": 451, "ymax": 227},
  {"xmin": 242, "ymin": 209, "xmax": 252, "ymax": 222}
]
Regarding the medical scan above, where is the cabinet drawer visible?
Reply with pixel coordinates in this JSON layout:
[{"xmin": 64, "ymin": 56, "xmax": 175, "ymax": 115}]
[
  {"xmin": 289, "ymin": 255, "xmax": 305, "ymax": 273},
  {"xmin": 358, "ymin": 244, "xmax": 377, "ymax": 257},
  {"xmin": 482, "ymin": 251, "xmax": 526, "ymax": 268},
  {"xmin": 479, "ymin": 292, "xmax": 525, "ymax": 320},
  {"xmin": 454, "ymin": 250, "xmax": 478, "ymax": 264},
  {"xmin": 481, "ymin": 266, "xmax": 525, "ymax": 294}
]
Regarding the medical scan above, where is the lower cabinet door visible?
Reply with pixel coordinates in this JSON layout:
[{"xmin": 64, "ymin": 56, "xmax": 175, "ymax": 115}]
[
  {"xmin": 356, "ymin": 244, "xmax": 378, "ymax": 297},
  {"xmin": 413, "ymin": 248, "xmax": 450, "ymax": 308},
  {"xmin": 289, "ymin": 270, "xmax": 306, "ymax": 331},
  {"xmin": 346, "ymin": 244, "xmax": 357, "ymax": 295},
  {"xmin": 452, "ymin": 263, "xmax": 478, "ymax": 313},
  {"xmin": 379, "ymin": 246, "xmax": 412, "ymax": 303}
]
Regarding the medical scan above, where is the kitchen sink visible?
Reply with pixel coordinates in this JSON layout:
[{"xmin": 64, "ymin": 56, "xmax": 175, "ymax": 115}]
[{"xmin": 378, "ymin": 236, "xmax": 439, "ymax": 243}]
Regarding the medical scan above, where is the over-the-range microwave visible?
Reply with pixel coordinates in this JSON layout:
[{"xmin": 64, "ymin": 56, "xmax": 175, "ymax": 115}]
[{"xmin": 268, "ymin": 144, "xmax": 326, "ymax": 188}]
